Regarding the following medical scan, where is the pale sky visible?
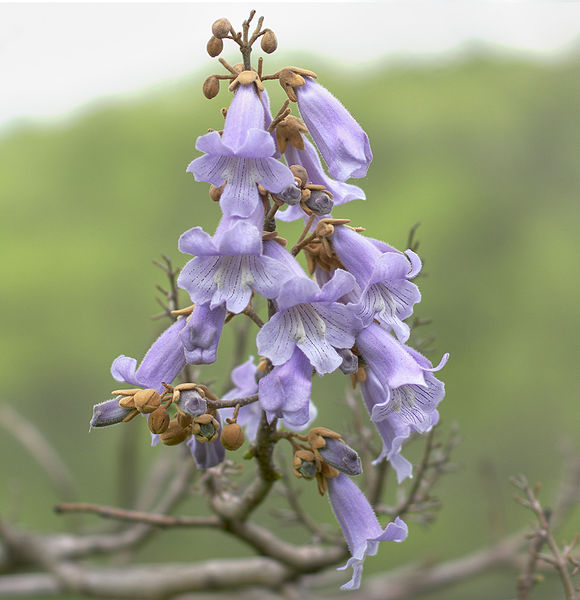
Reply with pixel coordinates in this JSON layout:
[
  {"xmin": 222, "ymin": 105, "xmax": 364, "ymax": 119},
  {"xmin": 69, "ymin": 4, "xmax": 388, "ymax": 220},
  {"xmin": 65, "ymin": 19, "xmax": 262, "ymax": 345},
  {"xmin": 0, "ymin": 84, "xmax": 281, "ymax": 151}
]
[{"xmin": 1, "ymin": 2, "xmax": 580, "ymax": 133}]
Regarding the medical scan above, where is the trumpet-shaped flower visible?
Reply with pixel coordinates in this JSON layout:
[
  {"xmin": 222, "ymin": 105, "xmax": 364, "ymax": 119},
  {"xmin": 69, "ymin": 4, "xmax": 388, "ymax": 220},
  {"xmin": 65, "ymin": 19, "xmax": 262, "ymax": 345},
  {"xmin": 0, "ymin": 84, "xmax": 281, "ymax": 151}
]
[
  {"xmin": 296, "ymin": 78, "xmax": 372, "ymax": 181},
  {"xmin": 327, "ymin": 473, "xmax": 408, "ymax": 590},
  {"xmin": 188, "ymin": 83, "xmax": 295, "ymax": 218},
  {"xmin": 180, "ymin": 303, "xmax": 226, "ymax": 365}
]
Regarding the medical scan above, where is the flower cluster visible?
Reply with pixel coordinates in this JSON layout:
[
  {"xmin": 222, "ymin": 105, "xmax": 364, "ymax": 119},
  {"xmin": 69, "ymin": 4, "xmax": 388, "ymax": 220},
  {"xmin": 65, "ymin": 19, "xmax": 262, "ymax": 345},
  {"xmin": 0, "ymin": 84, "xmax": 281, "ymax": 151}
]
[{"xmin": 90, "ymin": 13, "xmax": 447, "ymax": 591}]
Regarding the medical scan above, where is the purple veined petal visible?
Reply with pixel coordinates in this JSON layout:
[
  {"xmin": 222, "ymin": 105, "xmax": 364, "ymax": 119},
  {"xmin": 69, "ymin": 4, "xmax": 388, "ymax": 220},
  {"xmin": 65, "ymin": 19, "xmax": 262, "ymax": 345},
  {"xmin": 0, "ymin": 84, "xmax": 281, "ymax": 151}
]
[
  {"xmin": 296, "ymin": 78, "xmax": 372, "ymax": 181},
  {"xmin": 327, "ymin": 473, "xmax": 407, "ymax": 590},
  {"xmin": 234, "ymin": 129, "xmax": 276, "ymax": 159},
  {"xmin": 214, "ymin": 201, "xmax": 266, "ymax": 238},
  {"xmin": 251, "ymin": 156, "xmax": 296, "ymax": 193},
  {"xmin": 248, "ymin": 255, "xmax": 293, "ymax": 300},
  {"xmin": 218, "ymin": 158, "xmax": 261, "ymax": 218},
  {"xmin": 285, "ymin": 136, "xmax": 366, "ymax": 206},
  {"xmin": 256, "ymin": 310, "xmax": 300, "ymax": 366},
  {"xmin": 177, "ymin": 256, "xmax": 221, "ymax": 306},
  {"xmin": 405, "ymin": 346, "xmax": 450, "ymax": 373},
  {"xmin": 316, "ymin": 268, "xmax": 356, "ymax": 303},
  {"xmin": 360, "ymin": 369, "xmax": 413, "ymax": 483},
  {"xmin": 286, "ymin": 399, "xmax": 318, "ymax": 431},
  {"xmin": 111, "ymin": 356, "xmax": 140, "ymax": 387},
  {"xmin": 357, "ymin": 323, "xmax": 425, "ymax": 389},
  {"xmin": 276, "ymin": 277, "xmax": 320, "ymax": 312},
  {"xmin": 294, "ymin": 304, "xmax": 343, "ymax": 374},
  {"xmin": 187, "ymin": 154, "xmax": 230, "ymax": 187},
  {"xmin": 405, "ymin": 249, "xmax": 422, "ymax": 278},
  {"xmin": 258, "ymin": 347, "xmax": 312, "ymax": 426},
  {"xmin": 275, "ymin": 203, "xmax": 307, "ymax": 223},
  {"xmin": 180, "ymin": 304, "xmax": 226, "ymax": 365},
  {"xmin": 178, "ymin": 226, "xmax": 218, "ymax": 257},
  {"xmin": 210, "ymin": 256, "xmax": 252, "ymax": 313},
  {"xmin": 313, "ymin": 303, "xmax": 357, "ymax": 349},
  {"xmin": 195, "ymin": 131, "xmax": 232, "ymax": 157}
]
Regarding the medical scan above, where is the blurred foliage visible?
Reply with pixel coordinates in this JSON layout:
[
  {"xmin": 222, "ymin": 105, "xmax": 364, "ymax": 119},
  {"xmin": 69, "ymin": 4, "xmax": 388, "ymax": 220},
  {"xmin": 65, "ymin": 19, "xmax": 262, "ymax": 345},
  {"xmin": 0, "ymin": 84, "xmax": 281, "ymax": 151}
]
[{"xmin": 0, "ymin": 51, "xmax": 579, "ymax": 599}]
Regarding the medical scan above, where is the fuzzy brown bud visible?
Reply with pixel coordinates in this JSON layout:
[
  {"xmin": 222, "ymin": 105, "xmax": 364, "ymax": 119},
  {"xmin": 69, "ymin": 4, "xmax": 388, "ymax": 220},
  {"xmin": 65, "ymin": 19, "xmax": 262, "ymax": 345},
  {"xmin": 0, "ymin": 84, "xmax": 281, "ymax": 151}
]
[
  {"xmin": 177, "ymin": 412, "xmax": 193, "ymax": 429},
  {"xmin": 133, "ymin": 389, "xmax": 161, "ymax": 414},
  {"xmin": 209, "ymin": 183, "xmax": 224, "ymax": 201},
  {"xmin": 207, "ymin": 36, "xmax": 223, "ymax": 58},
  {"xmin": 212, "ymin": 18, "xmax": 232, "ymax": 39},
  {"xmin": 192, "ymin": 413, "xmax": 220, "ymax": 443},
  {"xmin": 220, "ymin": 423, "xmax": 245, "ymax": 451},
  {"xmin": 261, "ymin": 29, "xmax": 277, "ymax": 54},
  {"xmin": 148, "ymin": 407, "xmax": 170, "ymax": 434},
  {"xmin": 290, "ymin": 165, "xmax": 308, "ymax": 187},
  {"xmin": 160, "ymin": 419, "xmax": 189, "ymax": 446},
  {"xmin": 203, "ymin": 76, "xmax": 220, "ymax": 99},
  {"xmin": 118, "ymin": 395, "xmax": 135, "ymax": 409},
  {"xmin": 292, "ymin": 449, "xmax": 317, "ymax": 480}
]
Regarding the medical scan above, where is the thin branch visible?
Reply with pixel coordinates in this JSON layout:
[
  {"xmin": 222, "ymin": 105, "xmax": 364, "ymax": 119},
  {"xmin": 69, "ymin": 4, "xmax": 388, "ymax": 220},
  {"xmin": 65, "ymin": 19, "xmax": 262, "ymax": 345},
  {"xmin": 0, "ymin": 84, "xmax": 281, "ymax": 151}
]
[{"xmin": 206, "ymin": 393, "xmax": 259, "ymax": 410}]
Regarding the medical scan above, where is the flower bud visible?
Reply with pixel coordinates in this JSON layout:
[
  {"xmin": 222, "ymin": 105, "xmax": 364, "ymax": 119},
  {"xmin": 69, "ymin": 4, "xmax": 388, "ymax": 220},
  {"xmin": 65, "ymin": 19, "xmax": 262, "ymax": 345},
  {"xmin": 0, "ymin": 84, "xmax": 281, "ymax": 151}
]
[
  {"xmin": 319, "ymin": 437, "xmax": 362, "ymax": 476},
  {"xmin": 207, "ymin": 36, "xmax": 223, "ymax": 58},
  {"xmin": 133, "ymin": 389, "xmax": 161, "ymax": 414},
  {"xmin": 148, "ymin": 407, "xmax": 170, "ymax": 434},
  {"xmin": 160, "ymin": 419, "xmax": 189, "ymax": 446},
  {"xmin": 292, "ymin": 449, "xmax": 317, "ymax": 480},
  {"xmin": 338, "ymin": 348, "xmax": 359, "ymax": 375},
  {"xmin": 212, "ymin": 18, "xmax": 232, "ymax": 39},
  {"xmin": 260, "ymin": 29, "xmax": 277, "ymax": 54},
  {"xmin": 220, "ymin": 423, "xmax": 245, "ymax": 451},
  {"xmin": 90, "ymin": 397, "xmax": 132, "ymax": 428},
  {"xmin": 192, "ymin": 414, "xmax": 220, "ymax": 443},
  {"xmin": 177, "ymin": 412, "xmax": 193, "ymax": 428},
  {"xmin": 305, "ymin": 189, "xmax": 334, "ymax": 215},
  {"xmin": 203, "ymin": 76, "xmax": 220, "ymax": 100},
  {"xmin": 274, "ymin": 184, "xmax": 302, "ymax": 206},
  {"xmin": 290, "ymin": 165, "xmax": 308, "ymax": 187}
]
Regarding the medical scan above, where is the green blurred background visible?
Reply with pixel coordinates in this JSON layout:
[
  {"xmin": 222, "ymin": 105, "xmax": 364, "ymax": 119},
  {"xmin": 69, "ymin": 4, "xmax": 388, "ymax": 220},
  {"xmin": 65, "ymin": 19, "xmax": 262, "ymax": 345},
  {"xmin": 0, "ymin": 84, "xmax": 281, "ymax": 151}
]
[{"xmin": 1, "ymin": 48, "xmax": 579, "ymax": 599}]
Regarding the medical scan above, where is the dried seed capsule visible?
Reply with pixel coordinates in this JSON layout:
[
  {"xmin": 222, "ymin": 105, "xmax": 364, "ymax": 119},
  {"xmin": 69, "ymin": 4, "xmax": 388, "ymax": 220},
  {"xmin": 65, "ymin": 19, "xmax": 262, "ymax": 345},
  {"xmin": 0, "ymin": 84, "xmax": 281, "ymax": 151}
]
[
  {"xmin": 148, "ymin": 407, "xmax": 170, "ymax": 434},
  {"xmin": 203, "ymin": 76, "xmax": 220, "ymax": 100},
  {"xmin": 133, "ymin": 389, "xmax": 161, "ymax": 414},
  {"xmin": 212, "ymin": 18, "xmax": 232, "ymax": 39},
  {"xmin": 261, "ymin": 29, "xmax": 278, "ymax": 54},
  {"xmin": 305, "ymin": 189, "xmax": 334, "ymax": 215},
  {"xmin": 274, "ymin": 184, "xmax": 302, "ymax": 206},
  {"xmin": 220, "ymin": 423, "xmax": 245, "ymax": 451},
  {"xmin": 207, "ymin": 36, "xmax": 223, "ymax": 58},
  {"xmin": 160, "ymin": 419, "xmax": 189, "ymax": 446},
  {"xmin": 290, "ymin": 165, "xmax": 308, "ymax": 187}
]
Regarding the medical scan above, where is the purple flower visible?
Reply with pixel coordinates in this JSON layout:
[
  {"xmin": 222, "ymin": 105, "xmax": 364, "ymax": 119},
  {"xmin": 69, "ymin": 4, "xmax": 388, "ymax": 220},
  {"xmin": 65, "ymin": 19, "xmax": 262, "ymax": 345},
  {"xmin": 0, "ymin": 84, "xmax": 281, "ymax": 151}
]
[
  {"xmin": 90, "ymin": 397, "xmax": 131, "ymax": 429},
  {"xmin": 332, "ymin": 225, "xmax": 421, "ymax": 342},
  {"xmin": 111, "ymin": 318, "xmax": 187, "ymax": 393},
  {"xmin": 296, "ymin": 78, "xmax": 372, "ymax": 182},
  {"xmin": 327, "ymin": 473, "xmax": 408, "ymax": 590},
  {"xmin": 188, "ymin": 84, "xmax": 295, "ymax": 218},
  {"xmin": 177, "ymin": 216, "xmax": 291, "ymax": 314},
  {"xmin": 221, "ymin": 356, "xmax": 317, "ymax": 435},
  {"xmin": 360, "ymin": 369, "xmax": 413, "ymax": 483},
  {"xmin": 278, "ymin": 137, "xmax": 366, "ymax": 222},
  {"xmin": 180, "ymin": 303, "xmax": 226, "ymax": 365},
  {"xmin": 257, "ymin": 242, "xmax": 358, "ymax": 374}
]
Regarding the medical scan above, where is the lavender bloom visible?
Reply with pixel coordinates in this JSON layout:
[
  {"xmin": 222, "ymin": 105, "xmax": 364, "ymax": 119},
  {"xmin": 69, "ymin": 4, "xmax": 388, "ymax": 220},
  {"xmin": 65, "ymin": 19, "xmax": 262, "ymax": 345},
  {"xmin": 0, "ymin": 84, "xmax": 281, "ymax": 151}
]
[
  {"xmin": 221, "ymin": 356, "xmax": 317, "ymax": 435},
  {"xmin": 258, "ymin": 348, "xmax": 314, "ymax": 428},
  {"xmin": 178, "ymin": 216, "xmax": 291, "ymax": 314},
  {"xmin": 257, "ymin": 242, "xmax": 358, "ymax": 374},
  {"xmin": 187, "ymin": 427, "xmax": 226, "ymax": 469},
  {"xmin": 296, "ymin": 78, "xmax": 372, "ymax": 181},
  {"xmin": 319, "ymin": 438, "xmax": 362, "ymax": 476},
  {"xmin": 327, "ymin": 473, "xmax": 408, "ymax": 590},
  {"xmin": 332, "ymin": 225, "xmax": 421, "ymax": 343},
  {"xmin": 188, "ymin": 83, "xmax": 295, "ymax": 218},
  {"xmin": 180, "ymin": 303, "xmax": 226, "ymax": 365},
  {"xmin": 111, "ymin": 318, "xmax": 187, "ymax": 393},
  {"xmin": 90, "ymin": 397, "xmax": 131, "ymax": 428},
  {"xmin": 278, "ymin": 136, "xmax": 366, "ymax": 222},
  {"xmin": 360, "ymin": 369, "xmax": 413, "ymax": 483}
]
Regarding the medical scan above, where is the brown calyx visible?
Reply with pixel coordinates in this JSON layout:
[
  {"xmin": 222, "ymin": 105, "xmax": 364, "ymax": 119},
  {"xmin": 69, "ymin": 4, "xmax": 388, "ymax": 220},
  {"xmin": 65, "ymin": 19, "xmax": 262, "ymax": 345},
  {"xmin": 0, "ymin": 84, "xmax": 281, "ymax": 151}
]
[{"xmin": 276, "ymin": 116, "xmax": 308, "ymax": 153}]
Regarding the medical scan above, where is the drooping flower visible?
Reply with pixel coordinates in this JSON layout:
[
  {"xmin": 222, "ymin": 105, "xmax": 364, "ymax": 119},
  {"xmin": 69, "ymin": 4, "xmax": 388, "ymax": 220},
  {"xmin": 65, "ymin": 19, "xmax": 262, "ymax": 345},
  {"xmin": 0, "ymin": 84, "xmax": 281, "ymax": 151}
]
[
  {"xmin": 188, "ymin": 82, "xmax": 295, "ymax": 218},
  {"xmin": 90, "ymin": 397, "xmax": 132, "ymax": 428},
  {"xmin": 111, "ymin": 318, "xmax": 187, "ymax": 393},
  {"xmin": 257, "ymin": 241, "xmax": 358, "ymax": 375},
  {"xmin": 178, "ymin": 211, "xmax": 292, "ymax": 314},
  {"xmin": 221, "ymin": 356, "xmax": 317, "ymax": 434},
  {"xmin": 331, "ymin": 225, "xmax": 421, "ymax": 343},
  {"xmin": 180, "ymin": 303, "xmax": 226, "ymax": 365},
  {"xmin": 327, "ymin": 473, "xmax": 408, "ymax": 590},
  {"xmin": 296, "ymin": 78, "xmax": 372, "ymax": 181}
]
